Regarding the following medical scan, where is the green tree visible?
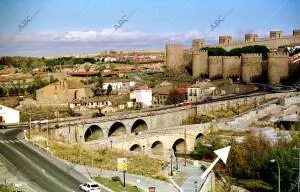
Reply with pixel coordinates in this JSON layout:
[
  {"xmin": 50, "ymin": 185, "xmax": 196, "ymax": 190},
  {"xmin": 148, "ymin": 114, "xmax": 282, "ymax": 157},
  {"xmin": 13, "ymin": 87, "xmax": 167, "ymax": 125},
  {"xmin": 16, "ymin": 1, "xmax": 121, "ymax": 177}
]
[
  {"xmin": 0, "ymin": 87, "xmax": 6, "ymax": 97},
  {"xmin": 106, "ymin": 84, "xmax": 112, "ymax": 96},
  {"xmin": 165, "ymin": 89, "xmax": 186, "ymax": 105}
]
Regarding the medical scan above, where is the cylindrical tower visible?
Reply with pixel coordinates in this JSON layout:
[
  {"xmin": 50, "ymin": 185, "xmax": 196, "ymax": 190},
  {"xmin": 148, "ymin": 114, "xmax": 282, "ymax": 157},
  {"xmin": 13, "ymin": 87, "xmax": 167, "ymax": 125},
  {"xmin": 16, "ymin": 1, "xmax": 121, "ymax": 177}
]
[
  {"xmin": 241, "ymin": 53, "xmax": 263, "ymax": 83},
  {"xmin": 208, "ymin": 56, "xmax": 223, "ymax": 78},
  {"xmin": 165, "ymin": 44, "xmax": 184, "ymax": 76},
  {"xmin": 219, "ymin": 36, "xmax": 232, "ymax": 45},
  {"xmin": 293, "ymin": 29, "xmax": 300, "ymax": 37},
  {"xmin": 222, "ymin": 56, "xmax": 241, "ymax": 79},
  {"xmin": 192, "ymin": 50, "xmax": 208, "ymax": 77},
  {"xmin": 270, "ymin": 31, "xmax": 283, "ymax": 39},
  {"xmin": 245, "ymin": 34, "xmax": 258, "ymax": 42},
  {"xmin": 192, "ymin": 39, "xmax": 205, "ymax": 49},
  {"xmin": 184, "ymin": 48, "xmax": 193, "ymax": 70},
  {"xmin": 268, "ymin": 52, "xmax": 289, "ymax": 84}
]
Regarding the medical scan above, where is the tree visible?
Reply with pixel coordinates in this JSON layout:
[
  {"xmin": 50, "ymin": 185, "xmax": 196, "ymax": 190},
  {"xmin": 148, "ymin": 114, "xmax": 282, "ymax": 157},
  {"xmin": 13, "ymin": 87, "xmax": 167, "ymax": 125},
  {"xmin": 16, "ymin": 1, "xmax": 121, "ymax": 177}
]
[
  {"xmin": 106, "ymin": 84, "xmax": 112, "ymax": 96},
  {"xmin": 93, "ymin": 76, "xmax": 104, "ymax": 96},
  {"xmin": 165, "ymin": 89, "xmax": 186, "ymax": 105},
  {"xmin": 0, "ymin": 87, "xmax": 6, "ymax": 97},
  {"xmin": 84, "ymin": 63, "xmax": 90, "ymax": 72}
]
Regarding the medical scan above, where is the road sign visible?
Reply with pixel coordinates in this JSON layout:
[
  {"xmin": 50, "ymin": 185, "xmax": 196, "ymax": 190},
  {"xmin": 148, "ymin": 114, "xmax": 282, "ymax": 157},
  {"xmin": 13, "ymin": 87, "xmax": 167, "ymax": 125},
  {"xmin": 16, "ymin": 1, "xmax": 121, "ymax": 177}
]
[
  {"xmin": 200, "ymin": 146, "xmax": 231, "ymax": 179},
  {"xmin": 117, "ymin": 158, "xmax": 127, "ymax": 172}
]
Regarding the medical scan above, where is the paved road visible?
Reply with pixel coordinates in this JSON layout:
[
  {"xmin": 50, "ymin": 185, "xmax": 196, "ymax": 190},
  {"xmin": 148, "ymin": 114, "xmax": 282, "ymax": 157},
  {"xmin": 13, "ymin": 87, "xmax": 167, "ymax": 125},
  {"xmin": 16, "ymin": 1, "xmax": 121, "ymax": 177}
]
[{"xmin": 0, "ymin": 128, "xmax": 88, "ymax": 192}]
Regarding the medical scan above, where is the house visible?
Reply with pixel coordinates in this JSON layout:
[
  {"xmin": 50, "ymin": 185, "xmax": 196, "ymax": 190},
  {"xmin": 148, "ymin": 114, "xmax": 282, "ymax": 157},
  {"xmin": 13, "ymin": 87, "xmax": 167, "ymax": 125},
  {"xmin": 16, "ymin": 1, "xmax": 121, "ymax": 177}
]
[
  {"xmin": 102, "ymin": 79, "xmax": 136, "ymax": 90},
  {"xmin": 128, "ymin": 89, "xmax": 152, "ymax": 108},
  {"xmin": 69, "ymin": 97, "xmax": 112, "ymax": 109},
  {"xmin": 36, "ymin": 78, "xmax": 93, "ymax": 104},
  {"xmin": 0, "ymin": 104, "xmax": 20, "ymax": 124},
  {"xmin": 188, "ymin": 81, "xmax": 216, "ymax": 102},
  {"xmin": 152, "ymin": 87, "xmax": 187, "ymax": 105}
]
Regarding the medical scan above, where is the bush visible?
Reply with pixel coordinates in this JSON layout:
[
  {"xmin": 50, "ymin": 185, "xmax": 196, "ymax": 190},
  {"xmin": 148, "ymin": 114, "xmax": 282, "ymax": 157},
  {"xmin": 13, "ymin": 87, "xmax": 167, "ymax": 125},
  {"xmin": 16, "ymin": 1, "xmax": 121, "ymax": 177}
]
[{"xmin": 111, "ymin": 176, "xmax": 121, "ymax": 181}]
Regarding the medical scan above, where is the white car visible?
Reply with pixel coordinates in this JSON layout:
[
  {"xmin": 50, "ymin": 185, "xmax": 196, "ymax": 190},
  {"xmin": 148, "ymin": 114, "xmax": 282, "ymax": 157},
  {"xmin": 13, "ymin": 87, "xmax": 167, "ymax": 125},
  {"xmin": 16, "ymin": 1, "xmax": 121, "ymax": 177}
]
[{"xmin": 79, "ymin": 182, "xmax": 101, "ymax": 192}]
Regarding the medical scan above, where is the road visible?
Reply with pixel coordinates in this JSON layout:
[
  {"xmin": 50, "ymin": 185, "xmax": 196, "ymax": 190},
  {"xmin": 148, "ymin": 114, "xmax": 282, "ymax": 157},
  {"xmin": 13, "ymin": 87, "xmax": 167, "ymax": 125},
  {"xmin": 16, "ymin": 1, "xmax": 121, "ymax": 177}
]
[{"xmin": 0, "ymin": 128, "xmax": 108, "ymax": 192}]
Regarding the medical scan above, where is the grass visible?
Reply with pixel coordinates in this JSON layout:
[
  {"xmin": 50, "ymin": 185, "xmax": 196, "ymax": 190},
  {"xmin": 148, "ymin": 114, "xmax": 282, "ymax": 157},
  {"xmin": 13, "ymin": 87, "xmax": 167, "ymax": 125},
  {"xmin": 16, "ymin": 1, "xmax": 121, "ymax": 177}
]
[
  {"xmin": 20, "ymin": 105, "xmax": 74, "ymax": 122},
  {"xmin": 172, "ymin": 171, "xmax": 188, "ymax": 186},
  {"xmin": 33, "ymin": 135, "xmax": 168, "ymax": 181},
  {"xmin": 93, "ymin": 177, "xmax": 143, "ymax": 192}
]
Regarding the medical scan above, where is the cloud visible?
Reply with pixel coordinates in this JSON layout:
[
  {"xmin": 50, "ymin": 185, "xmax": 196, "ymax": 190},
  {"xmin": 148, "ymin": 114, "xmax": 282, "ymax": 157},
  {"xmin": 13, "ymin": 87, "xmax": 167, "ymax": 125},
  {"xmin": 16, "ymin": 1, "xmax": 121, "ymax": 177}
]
[{"xmin": 0, "ymin": 28, "xmax": 256, "ymax": 56}]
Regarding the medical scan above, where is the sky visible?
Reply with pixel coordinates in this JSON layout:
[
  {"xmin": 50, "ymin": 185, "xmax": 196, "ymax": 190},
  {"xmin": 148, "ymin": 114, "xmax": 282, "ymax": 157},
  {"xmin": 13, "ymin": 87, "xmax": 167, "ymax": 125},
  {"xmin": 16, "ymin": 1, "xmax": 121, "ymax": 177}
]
[{"xmin": 0, "ymin": 0, "xmax": 299, "ymax": 57}]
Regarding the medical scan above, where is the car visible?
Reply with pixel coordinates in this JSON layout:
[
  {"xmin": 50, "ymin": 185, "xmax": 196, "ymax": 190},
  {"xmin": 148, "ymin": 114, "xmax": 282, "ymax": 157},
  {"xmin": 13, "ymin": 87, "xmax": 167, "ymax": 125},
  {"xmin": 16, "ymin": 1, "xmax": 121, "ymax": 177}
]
[
  {"xmin": 0, "ymin": 125, "xmax": 6, "ymax": 129},
  {"xmin": 179, "ymin": 101, "xmax": 192, "ymax": 106},
  {"xmin": 38, "ymin": 119, "xmax": 48, "ymax": 124},
  {"xmin": 79, "ymin": 182, "xmax": 101, "ymax": 192}
]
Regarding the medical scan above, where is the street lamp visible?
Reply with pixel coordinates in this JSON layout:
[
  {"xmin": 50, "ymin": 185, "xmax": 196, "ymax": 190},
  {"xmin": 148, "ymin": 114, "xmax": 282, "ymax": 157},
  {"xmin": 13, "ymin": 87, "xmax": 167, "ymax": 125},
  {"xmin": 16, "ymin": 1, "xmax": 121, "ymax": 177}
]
[{"xmin": 270, "ymin": 159, "xmax": 280, "ymax": 192}]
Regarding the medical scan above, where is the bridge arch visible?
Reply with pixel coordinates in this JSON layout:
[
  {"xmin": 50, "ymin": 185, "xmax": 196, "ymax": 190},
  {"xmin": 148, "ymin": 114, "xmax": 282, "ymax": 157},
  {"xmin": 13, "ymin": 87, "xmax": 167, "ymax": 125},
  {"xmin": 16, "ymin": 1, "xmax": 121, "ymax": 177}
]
[
  {"xmin": 131, "ymin": 119, "xmax": 148, "ymax": 133},
  {"xmin": 172, "ymin": 138, "xmax": 187, "ymax": 154},
  {"xmin": 151, "ymin": 141, "xmax": 164, "ymax": 155},
  {"xmin": 84, "ymin": 125, "xmax": 103, "ymax": 141},
  {"xmin": 108, "ymin": 122, "xmax": 126, "ymax": 137},
  {"xmin": 129, "ymin": 144, "xmax": 142, "ymax": 152},
  {"xmin": 196, "ymin": 133, "xmax": 204, "ymax": 140}
]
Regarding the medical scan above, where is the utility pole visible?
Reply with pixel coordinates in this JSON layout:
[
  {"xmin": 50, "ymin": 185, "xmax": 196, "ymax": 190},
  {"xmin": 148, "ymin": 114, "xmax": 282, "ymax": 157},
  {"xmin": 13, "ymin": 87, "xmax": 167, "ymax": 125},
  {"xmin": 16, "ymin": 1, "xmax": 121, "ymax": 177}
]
[
  {"xmin": 47, "ymin": 113, "xmax": 49, "ymax": 150},
  {"xmin": 29, "ymin": 106, "xmax": 32, "ymax": 140},
  {"xmin": 184, "ymin": 129, "xmax": 187, "ymax": 166}
]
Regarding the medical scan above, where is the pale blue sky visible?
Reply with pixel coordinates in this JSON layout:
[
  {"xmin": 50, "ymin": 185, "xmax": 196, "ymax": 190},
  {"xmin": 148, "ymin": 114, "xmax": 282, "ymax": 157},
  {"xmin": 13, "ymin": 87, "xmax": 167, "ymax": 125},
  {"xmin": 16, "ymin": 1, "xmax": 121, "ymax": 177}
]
[{"xmin": 0, "ymin": 0, "xmax": 299, "ymax": 57}]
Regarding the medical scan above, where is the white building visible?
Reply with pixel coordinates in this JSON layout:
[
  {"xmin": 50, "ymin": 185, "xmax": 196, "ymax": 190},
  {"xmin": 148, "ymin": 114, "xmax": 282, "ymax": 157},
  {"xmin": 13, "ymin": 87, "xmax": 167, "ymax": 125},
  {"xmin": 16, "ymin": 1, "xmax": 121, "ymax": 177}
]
[
  {"xmin": 136, "ymin": 89, "xmax": 152, "ymax": 107},
  {"xmin": 188, "ymin": 82, "xmax": 216, "ymax": 102},
  {"xmin": 128, "ymin": 89, "xmax": 152, "ymax": 108},
  {"xmin": 0, "ymin": 104, "xmax": 20, "ymax": 124},
  {"xmin": 102, "ymin": 80, "xmax": 136, "ymax": 90}
]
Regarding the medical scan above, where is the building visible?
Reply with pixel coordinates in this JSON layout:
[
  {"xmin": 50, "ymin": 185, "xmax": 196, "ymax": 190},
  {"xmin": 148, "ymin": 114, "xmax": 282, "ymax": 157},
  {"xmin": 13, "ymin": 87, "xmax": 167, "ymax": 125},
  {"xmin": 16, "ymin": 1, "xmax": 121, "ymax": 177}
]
[
  {"xmin": 188, "ymin": 82, "xmax": 216, "ymax": 102},
  {"xmin": 153, "ymin": 87, "xmax": 187, "ymax": 105},
  {"xmin": 129, "ymin": 89, "xmax": 152, "ymax": 107},
  {"xmin": 102, "ymin": 79, "xmax": 136, "ymax": 90},
  {"xmin": 69, "ymin": 97, "xmax": 112, "ymax": 109},
  {"xmin": 0, "ymin": 104, "xmax": 20, "ymax": 124},
  {"xmin": 36, "ymin": 78, "xmax": 93, "ymax": 104}
]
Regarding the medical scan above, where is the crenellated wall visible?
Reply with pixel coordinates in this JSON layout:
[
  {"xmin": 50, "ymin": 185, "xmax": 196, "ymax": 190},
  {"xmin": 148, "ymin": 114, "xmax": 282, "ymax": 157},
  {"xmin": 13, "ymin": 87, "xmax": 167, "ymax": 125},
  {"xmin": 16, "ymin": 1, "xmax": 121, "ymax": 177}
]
[
  {"xmin": 268, "ymin": 52, "xmax": 289, "ymax": 84},
  {"xmin": 208, "ymin": 56, "xmax": 223, "ymax": 78},
  {"xmin": 192, "ymin": 50, "xmax": 208, "ymax": 76},
  {"xmin": 222, "ymin": 56, "xmax": 241, "ymax": 78},
  {"xmin": 241, "ymin": 53, "xmax": 263, "ymax": 83}
]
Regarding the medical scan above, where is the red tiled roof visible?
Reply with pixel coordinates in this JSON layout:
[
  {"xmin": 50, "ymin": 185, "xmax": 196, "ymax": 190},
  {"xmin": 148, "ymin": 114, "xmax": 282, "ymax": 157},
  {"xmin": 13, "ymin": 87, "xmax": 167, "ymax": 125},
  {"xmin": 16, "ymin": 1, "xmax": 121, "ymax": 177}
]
[{"xmin": 158, "ymin": 87, "xmax": 187, "ymax": 95}]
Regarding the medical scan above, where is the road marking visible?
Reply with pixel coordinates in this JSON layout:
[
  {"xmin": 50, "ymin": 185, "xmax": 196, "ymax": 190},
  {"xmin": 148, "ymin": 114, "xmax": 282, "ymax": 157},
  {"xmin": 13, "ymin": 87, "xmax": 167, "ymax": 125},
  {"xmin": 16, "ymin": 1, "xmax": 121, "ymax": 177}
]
[
  {"xmin": 9, "ymin": 140, "xmax": 15, "ymax": 143},
  {"xmin": 0, "ymin": 140, "xmax": 4, "ymax": 144}
]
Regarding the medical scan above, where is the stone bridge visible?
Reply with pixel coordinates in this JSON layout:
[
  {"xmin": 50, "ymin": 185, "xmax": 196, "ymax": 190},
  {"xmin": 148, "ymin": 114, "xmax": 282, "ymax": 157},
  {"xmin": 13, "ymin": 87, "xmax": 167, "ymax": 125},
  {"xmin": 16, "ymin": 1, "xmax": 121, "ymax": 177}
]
[
  {"xmin": 87, "ymin": 123, "xmax": 212, "ymax": 159},
  {"xmin": 47, "ymin": 91, "xmax": 299, "ymax": 156}
]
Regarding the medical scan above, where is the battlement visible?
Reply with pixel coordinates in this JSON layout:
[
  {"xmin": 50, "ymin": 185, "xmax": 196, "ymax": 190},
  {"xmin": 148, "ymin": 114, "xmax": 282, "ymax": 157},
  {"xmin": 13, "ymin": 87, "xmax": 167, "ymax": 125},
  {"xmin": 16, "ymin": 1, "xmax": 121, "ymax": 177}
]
[
  {"xmin": 208, "ymin": 56, "xmax": 223, "ymax": 59},
  {"xmin": 222, "ymin": 56, "xmax": 241, "ymax": 59},
  {"xmin": 184, "ymin": 48, "xmax": 193, "ymax": 53},
  {"xmin": 193, "ymin": 50, "xmax": 208, "ymax": 55},
  {"xmin": 241, "ymin": 53, "xmax": 262, "ymax": 57},
  {"xmin": 166, "ymin": 44, "xmax": 183, "ymax": 48},
  {"xmin": 267, "ymin": 52, "xmax": 289, "ymax": 57}
]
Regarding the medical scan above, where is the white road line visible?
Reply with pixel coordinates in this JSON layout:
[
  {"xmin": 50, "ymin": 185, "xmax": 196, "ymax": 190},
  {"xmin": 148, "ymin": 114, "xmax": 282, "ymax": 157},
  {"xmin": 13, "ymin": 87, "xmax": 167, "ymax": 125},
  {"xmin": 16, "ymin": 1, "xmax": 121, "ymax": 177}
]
[
  {"xmin": 4, "ymin": 140, "xmax": 10, "ymax": 143},
  {"xmin": 9, "ymin": 140, "xmax": 15, "ymax": 143},
  {"xmin": 0, "ymin": 140, "xmax": 4, "ymax": 144}
]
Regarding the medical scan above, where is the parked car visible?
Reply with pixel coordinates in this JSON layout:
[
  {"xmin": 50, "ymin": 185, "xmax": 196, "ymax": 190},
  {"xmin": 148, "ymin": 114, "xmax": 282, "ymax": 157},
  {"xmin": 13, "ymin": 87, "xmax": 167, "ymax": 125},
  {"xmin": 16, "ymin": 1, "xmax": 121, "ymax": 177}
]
[
  {"xmin": 0, "ymin": 125, "xmax": 7, "ymax": 129},
  {"xmin": 79, "ymin": 182, "xmax": 101, "ymax": 192}
]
